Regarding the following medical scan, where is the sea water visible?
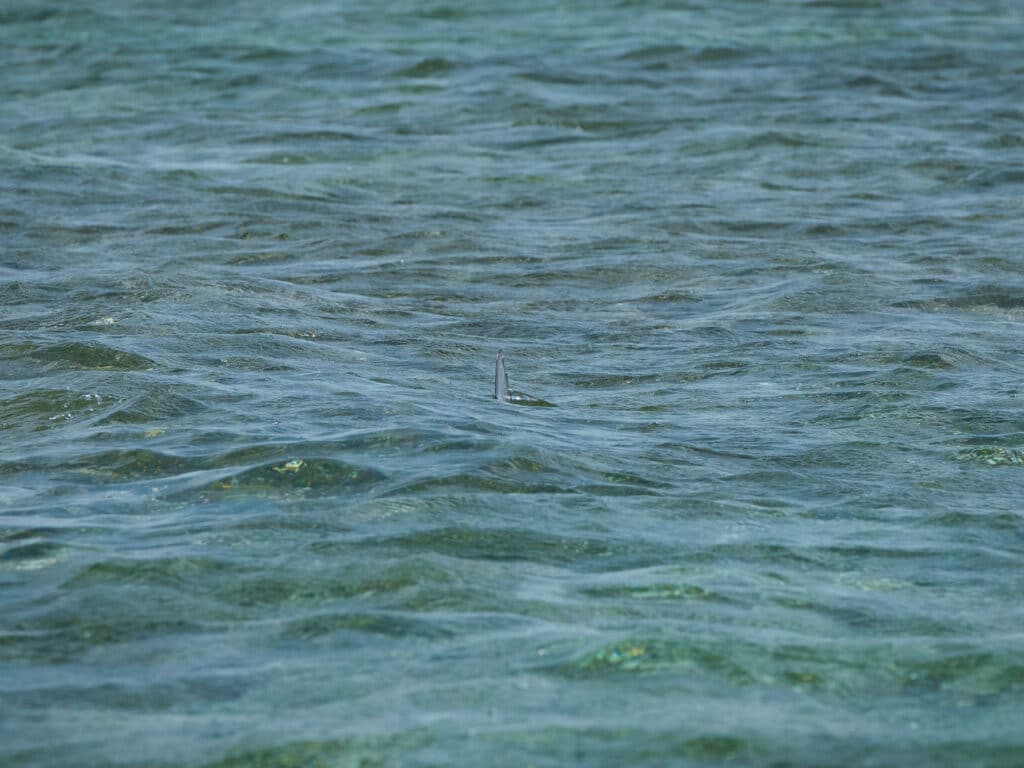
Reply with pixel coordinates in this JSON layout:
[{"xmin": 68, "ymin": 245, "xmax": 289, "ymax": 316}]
[{"xmin": 2, "ymin": 1, "xmax": 1023, "ymax": 765}]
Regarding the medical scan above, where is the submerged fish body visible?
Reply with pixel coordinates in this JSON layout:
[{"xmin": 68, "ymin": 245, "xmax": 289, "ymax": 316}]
[{"xmin": 493, "ymin": 349, "xmax": 556, "ymax": 407}]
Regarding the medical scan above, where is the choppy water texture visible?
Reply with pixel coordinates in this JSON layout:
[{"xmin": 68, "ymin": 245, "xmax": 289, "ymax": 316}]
[{"xmin": 3, "ymin": 1, "xmax": 1024, "ymax": 765}]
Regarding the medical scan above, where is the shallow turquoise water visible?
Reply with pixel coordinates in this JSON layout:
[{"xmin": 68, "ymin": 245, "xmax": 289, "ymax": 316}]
[{"xmin": 2, "ymin": 1, "xmax": 1024, "ymax": 766}]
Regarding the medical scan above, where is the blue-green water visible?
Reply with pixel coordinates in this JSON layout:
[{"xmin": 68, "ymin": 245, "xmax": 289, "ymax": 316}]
[{"xmin": 3, "ymin": 1, "xmax": 1024, "ymax": 765}]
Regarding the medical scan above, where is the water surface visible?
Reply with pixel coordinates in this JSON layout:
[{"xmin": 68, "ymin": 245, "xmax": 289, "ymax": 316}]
[{"xmin": 2, "ymin": 1, "xmax": 1024, "ymax": 765}]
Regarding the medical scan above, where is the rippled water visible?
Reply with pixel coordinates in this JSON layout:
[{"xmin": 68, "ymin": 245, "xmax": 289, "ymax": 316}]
[{"xmin": 3, "ymin": 1, "xmax": 1024, "ymax": 765}]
